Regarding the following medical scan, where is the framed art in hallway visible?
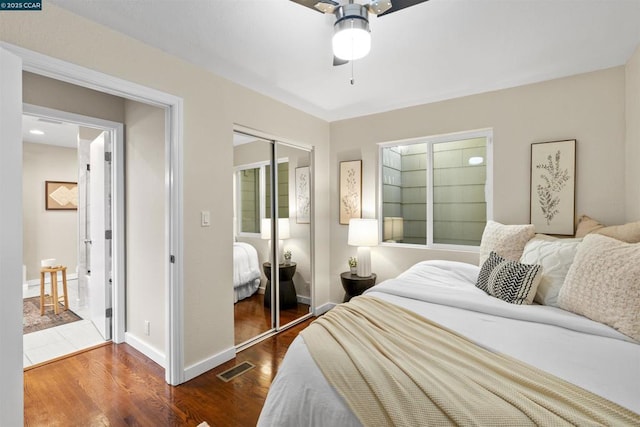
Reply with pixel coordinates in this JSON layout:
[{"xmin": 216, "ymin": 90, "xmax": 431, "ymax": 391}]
[
  {"xmin": 45, "ymin": 181, "xmax": 78, "ymax": 210},
  {"xmin": 530, "ymin": 139, "xmax": 576, "ymax": 235},
  {"xmin": 339, "ymin": 160, "xmax": 362, "ymax": 225}
]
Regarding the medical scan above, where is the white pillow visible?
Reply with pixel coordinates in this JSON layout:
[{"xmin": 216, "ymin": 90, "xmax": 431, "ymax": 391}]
[
  {"xmin": 558, "ymin": 234, "xmax": 640, "ymax": 341},
  {"xmin": 479, "ymin": 220, "xmax": 535, "ymax": 266},
  {"xmin": 520, "ymin": 236, "xmax": 582, "ymax": 306}
]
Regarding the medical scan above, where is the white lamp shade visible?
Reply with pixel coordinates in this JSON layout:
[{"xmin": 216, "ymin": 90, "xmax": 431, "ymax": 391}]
[
  {"xmin": 348, "ymin": 218, "xmax": 378, "ymax": 247},
  {"xmin": 332, "ymin": 18, "xmax": 371, "ymax": 61},
  {"xmin": 261, "ymin": 218, "xmax": 290, "ymax": 240}
]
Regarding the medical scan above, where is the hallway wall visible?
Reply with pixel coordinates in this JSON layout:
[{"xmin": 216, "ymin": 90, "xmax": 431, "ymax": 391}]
[{"xmin": 22, "ymin": 142, "xmax": 78, "ymax": 281}]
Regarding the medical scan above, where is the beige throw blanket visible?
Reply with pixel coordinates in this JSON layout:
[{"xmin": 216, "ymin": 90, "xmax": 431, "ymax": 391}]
[{"xmin": 301, "ymin": 296, "xmax": 640, "ymax": 426}]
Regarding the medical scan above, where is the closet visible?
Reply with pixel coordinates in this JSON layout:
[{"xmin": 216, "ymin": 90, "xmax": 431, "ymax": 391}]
[{"xmin": 232, "ymin": 130, "xmax": 313, "ymax": 348}]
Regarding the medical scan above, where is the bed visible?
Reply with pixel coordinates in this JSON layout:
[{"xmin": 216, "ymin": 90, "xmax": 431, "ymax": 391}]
[
  {"xmin": 233, "ymin": 242, "xmax": 261, "ymax": 303},
  {"xmin": 258, "ymin": 231, "xmax": 640, "ymax": 426}
]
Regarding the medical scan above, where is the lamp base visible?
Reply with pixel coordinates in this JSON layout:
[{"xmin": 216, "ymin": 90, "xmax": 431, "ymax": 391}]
[{"xmin": 356, "ymin": 246, "xmax": 371, "ymax": 277}]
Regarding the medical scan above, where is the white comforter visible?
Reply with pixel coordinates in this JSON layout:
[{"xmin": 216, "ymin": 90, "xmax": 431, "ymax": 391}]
[
  {"xmin": 233, "ymin": 242, "xmax": 261, "ymax": 302},
  {"xmin": 258, "ymin": 260, "xmax": 640, "ymax": 426}
]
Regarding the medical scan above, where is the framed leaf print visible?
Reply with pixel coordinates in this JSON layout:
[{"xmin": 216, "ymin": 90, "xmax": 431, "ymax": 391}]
[
  {"xmin": 295, "ymin": 166, "xmax": 310, "ymax": 224},
  {"xmin": 530, "ymin": 140, "xmax": 576, "ymax": 235},
  {"xmin": 339, "ymin": 160, "xmax": 362, "ymax": 225}
]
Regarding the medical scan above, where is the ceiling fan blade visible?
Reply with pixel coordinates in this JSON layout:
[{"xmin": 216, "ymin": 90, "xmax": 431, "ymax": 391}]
[
  {"xmin": 290, "ymin": 0, "xmax": 336, "ymax": 14},
  {"xmin": 378, "ymin": 0, "xmax": 429, "ymax": 16},
  {"xmin": 333, "ymin": 56, "xmax": 349, "ymax": 66}
]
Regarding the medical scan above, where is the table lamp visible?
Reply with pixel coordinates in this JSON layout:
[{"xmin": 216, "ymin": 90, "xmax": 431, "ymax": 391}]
[
  {"xmin": 261, "ymin": 218, "xmax": 290, "ymax": 264},
  {"xmin": 348, "ymin": 218, "xmax": 378, "ymax": 277}
]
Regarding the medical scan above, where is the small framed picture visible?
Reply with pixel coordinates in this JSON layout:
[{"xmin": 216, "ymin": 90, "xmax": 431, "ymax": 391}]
[
  {"xmin": 295, "ymin": 166, "xmax": 310, "ymax": 224},
  {"xmin": 45, "ymin": 181, "xmax": 78, "ymax": 210},
  {"xmin": 339, "ymin": 160, "xmax": 362, "ymax": 225},
  {"xmin": 530, "ymin": 140, "xmax": 576, "ymax": 235}
]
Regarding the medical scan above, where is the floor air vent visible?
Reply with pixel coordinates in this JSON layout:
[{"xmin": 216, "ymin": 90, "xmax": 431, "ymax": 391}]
[{"xmin": 217, "ymin": 361, "xmax": 255, "ymax": 382}]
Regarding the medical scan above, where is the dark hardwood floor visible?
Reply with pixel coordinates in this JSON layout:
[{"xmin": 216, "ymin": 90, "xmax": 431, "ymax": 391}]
[
  {"xmin": 24, "ymin": 317, "xmax": 314, "ymax": 427},
  {"xmin": 234, "ymin": 292, "xmax": 310, "ymax": 345}
]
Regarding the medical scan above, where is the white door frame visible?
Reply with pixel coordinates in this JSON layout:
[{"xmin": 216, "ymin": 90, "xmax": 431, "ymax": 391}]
[
  {"xmin": 23, "ymin": 104, "xmax": 125, "ymax": 342},
  {"xmin": 0, "ymin": 46, "xmax": 25, "ymax": 427},
  {"xmin": 1, "ymin": 42, "xmax": 185, "ymax": 386}
]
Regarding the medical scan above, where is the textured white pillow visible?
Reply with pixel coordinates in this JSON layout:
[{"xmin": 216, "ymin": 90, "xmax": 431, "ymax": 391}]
[
  {"xmin": 558, "ymin": 234, "xmax": 640, "ymax": 341},
  {"xmin": 520, "ymin": 237, "xmax": 582, "ymax": 306},
  {"xmin": 479, "ymin": 220, "xmax": 535, "ymax": 266}
]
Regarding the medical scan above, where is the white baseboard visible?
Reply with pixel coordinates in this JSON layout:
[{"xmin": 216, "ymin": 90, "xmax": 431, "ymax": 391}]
[
  {"xmin": 297, "ymin": 295, "xmax": 311, "ymax": 305},
  {"xmin": 183, "ymin": 346, "xmax": 236, "ymax": 382},
  {"xmin": 125, "ymin": 332, "xmax": 166, "ymax": 368},
  {"xmin": 313, "ymin": 302, "xmax": 336, "ymax": 316}
]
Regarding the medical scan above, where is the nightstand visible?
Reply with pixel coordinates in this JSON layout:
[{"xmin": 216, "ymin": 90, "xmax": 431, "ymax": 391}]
[
  {"xmin": 340, "ymin": 272, "xmax": 377, "ymax": 302},
  {"xmin": 263, "ymin": 262, "xmax": 298, "ymax": 309}
]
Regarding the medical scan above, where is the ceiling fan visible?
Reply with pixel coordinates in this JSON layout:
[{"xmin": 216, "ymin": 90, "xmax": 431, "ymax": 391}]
[{"xmin": 291, "ymin": 0, "xmax": 430, "ymax": 66}]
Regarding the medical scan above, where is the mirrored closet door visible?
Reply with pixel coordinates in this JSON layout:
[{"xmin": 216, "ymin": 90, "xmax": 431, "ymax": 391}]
[
  {"xmin": 232, "ymin": 131, "xmax": 313, "ymax": 348},
  {"xmin": 275, "ymin": 141, "xmax": 312, "ymax": 330}
]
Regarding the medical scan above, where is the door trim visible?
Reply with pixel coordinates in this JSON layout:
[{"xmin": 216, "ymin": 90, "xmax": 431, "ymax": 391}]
[
  {"xmin": 0, "ymin": 46, "xmax": 25, "ymax": 427},
  {"xmin": 3, "ymin": 42, "xmax": 185, "ymax": 385}
]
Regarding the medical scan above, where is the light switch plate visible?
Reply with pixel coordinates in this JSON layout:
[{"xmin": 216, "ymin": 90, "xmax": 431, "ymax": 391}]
[{"xmin": 201, "ymin": 210, "xmax": 210, "ymax": 227}]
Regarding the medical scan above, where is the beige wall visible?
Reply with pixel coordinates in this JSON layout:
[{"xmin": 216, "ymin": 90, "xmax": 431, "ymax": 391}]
[
  {"xmin": 23, "ymin": 72, "xmax": 125, "ymax": 123},
  {"xmin": 330, "ymin": 67, "xmax": 627, "ymax": 300},
  {"xmin": 626, "ymin": 44, "xmax": 640, "ymax": 222},
  {"xmin": 22, "ymin": 143, "xmax": 78, "ymax": 280},
  {"xmin": 124, "ymin": 100, "xmax": 166, "ymax": 353},
  {"xmin": 0, "ymin": 4, "xmax": 331, "ymax": 369}
]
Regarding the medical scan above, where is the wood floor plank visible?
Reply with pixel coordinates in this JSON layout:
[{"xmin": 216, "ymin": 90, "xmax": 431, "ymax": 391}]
[
  {"xmin": 234, "ymin": 292, "xmax": 309, "ymax": 345},
  {"xmin": 24, "ymin": 317, "xmax": 313, "ymax": 426}
]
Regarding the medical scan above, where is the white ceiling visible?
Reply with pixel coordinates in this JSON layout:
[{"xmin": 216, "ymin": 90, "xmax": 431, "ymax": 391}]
[
  {"xmin": 22, "ymin": 115, "xmax": 79, "ymax": 148},
  {"xmin": 50, "ymin": 0, "xmax": 640, "ymax": 122}
]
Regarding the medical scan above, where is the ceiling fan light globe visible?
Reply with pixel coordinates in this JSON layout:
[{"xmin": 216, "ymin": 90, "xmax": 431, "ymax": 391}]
[{"xmin": 332, "ymin": 19, "xmax": 371, "ymax": 61}]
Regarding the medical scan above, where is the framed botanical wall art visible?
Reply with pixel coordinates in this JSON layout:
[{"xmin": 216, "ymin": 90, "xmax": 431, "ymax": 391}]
[
  {"xmin": 530, "ymin": 140, "xmax": 576, "ymax": 235},
  {"xmin": 295, "ymin": 166, "xmax": 310, "ymax": 224},
  {"xmin": 339, "ymin": 160, "xmax": 362, "ymax": 225},
  {"xmin": 45, "ymin": 181, "xmax": 79, "ymax": 210}
]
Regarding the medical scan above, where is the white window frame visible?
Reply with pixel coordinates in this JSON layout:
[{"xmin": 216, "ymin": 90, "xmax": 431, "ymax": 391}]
[{"xmin": 378, "ymin": 128, "xmax": 493, "ymax": 251}]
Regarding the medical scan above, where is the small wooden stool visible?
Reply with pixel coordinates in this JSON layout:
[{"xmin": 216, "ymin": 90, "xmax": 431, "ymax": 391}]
[{"xmin": 39, "ymin": 266, "xmax": 69, "ymax": 315}]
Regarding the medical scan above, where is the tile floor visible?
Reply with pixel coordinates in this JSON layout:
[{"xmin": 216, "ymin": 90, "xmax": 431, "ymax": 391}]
[{"xmin": 23, "ymin": 277, "xmax": 106, "ymax": 368}]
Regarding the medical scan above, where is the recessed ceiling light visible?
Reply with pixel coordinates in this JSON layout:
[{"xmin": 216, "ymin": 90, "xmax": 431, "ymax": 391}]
[{"xmin": 29, "ymin": 129, "xmax": 45, "ymax": 135}]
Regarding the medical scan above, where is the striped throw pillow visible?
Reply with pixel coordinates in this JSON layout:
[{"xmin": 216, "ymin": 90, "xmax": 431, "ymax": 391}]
[{"xmin": 476, "ymin": 251, "xmax": 542, "ymax": 305}]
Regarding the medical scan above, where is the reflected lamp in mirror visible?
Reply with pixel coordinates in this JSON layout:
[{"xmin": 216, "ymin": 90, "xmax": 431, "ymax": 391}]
[
  {"xmin": 261, "ymin": 218, "xmax": 290, "ymax": 264},
  {"xmin": 348, "ymin": 218, "xmax": 378, "ymax": 277},
  {"xmin": 383, "ymin": 217, "xmax": 404, "ymax": 243}
]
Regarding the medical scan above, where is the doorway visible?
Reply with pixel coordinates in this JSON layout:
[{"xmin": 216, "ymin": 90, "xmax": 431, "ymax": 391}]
[
  {"xmin": 232, "ymin": 130, "xmax": 313, "ymax": 349},
  {"xmin": 21, "ymin": 107, "xmax": 123, "ymax": 367},
  {"xmin": 0, "ymin": 45, "xmax": 185, "ymax": 422}
]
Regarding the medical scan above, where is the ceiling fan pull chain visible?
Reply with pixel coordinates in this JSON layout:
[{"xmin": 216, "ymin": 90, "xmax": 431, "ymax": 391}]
[{"xmin": 351, "ymin": 57, "xmax": 355, "ymax": 85}]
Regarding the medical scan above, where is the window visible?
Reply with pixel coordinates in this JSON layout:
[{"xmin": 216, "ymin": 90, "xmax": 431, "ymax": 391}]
[
  {"xmin": 379, "ymin": 129, "xmax": 492, "ymax": 248},
  {"xmin": 236, "ymin": 160, "xmax": 288, "ymax": 235},
  {"xmin": 239, "ymin": 167, "xmax": 261, "ymax": 233}
]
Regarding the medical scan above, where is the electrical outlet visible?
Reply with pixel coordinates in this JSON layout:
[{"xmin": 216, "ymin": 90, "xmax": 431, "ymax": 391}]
[{"xmin": 144, "ymin": 320, "xmax": 150, "ymax": 335}]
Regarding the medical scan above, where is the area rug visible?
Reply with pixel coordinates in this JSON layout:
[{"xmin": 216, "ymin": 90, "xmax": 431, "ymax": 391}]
[{"xmin": 23, "ymin": 296, "xmax": 82, "ymax": 335}]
